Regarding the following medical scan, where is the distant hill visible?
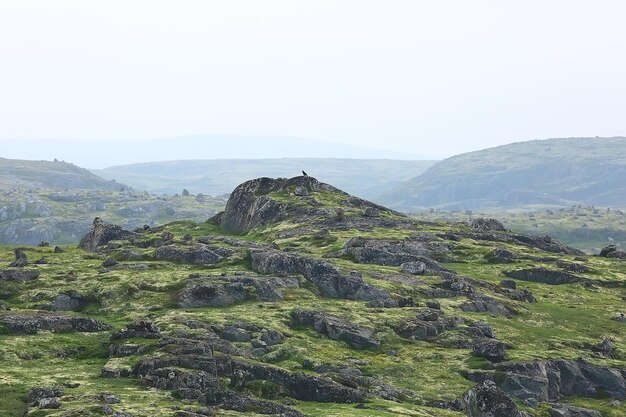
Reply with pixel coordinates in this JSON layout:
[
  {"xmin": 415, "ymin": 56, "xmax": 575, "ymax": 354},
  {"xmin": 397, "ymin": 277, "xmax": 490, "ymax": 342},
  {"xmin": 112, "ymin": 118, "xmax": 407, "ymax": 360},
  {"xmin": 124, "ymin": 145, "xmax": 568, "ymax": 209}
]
[
  {"xmin": 0, "ymin": 157, "xmax": 124, "ymax": 191},
  {"xmin": 95, "ymin": 158, "xmax": 437, "ymax": 200},
  {"xmin": 381, "ymin": 137, "xmax": 626, "ymax": 211},
  {"xmin": 0, "ymin": 136, "xmax": 434, "ymax": 169},
  {"xmin": 0, "ymin": 158, "xmax": 225, "ymax": 245}
]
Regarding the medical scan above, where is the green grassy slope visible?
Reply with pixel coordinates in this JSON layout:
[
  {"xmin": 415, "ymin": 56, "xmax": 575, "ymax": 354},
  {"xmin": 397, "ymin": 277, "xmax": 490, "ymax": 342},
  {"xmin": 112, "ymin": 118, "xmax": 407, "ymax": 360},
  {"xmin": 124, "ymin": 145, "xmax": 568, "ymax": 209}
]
[
  {"xmin": 0, "ymin": 178, "xmax": 624, "ymax": 417},
  {"xmin": 381, "ymin": 137, "xmax": 626, "ymax": 211}
]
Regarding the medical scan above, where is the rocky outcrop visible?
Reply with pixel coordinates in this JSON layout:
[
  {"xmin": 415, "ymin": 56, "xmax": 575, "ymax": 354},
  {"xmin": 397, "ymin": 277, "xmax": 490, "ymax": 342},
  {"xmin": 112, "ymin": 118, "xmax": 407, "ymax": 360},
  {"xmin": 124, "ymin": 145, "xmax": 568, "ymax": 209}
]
[
  {"xmin": 504, "ymin": 268, "xmax": 591, "ymax": 285},
  {"xmin": 460, "ymin": 294, "xmax": 517, "ymax": 317},
  {"xmin": 178, "ymin": 275, "xmax": 298, "ymax": 308},
  {"xmin": 393, "ymin": 310, "xmax": 464, "ymax": 341},
  {"xmin": 0, "ymin": 268, "xmax": 39, "ymax": 281},
  {"xmin": 291, "ymin": 309, "xmax": 380, "ymax": 349},
  {"xmin": 472, "ymin": 340, "xmax": 508, "ymax": 362},
  {"xmin": 470, "ymin": 359, "xmax": 626, "ymax": 402},
  {"xmin": 111, "ymin": 318, "xmax": 161, "ymax": 340},
  {"xmin": 250, "ymin": 249, "xmax": 389, "ymax": 301},
  {"xmin": 549, "ymin": 403, "xmax": 603, "ymax": 417},
  {"xmin": 468, "ymin": 218, "xmax": 507, "ymax": 232},
  {"xmin": 217, "ymin": 176, "xmax": 395, "ymax": 234},
  {"xmin": 49, "ymin": 291, "xmax": 89, "ymax": 312},
  {"xmin": 78, "ymin": 217, "xmax": 138, "ymax": 251},
  {"xmin": 462, "ymin": 381, "xmax": 526, "ymax": 417},
  {"xmin": 155, "ymin": 244, "xmax": 233, "ymax": 265},
  {"xmin": 0, "ymin": 313, "xmax": 110, "ymax": 334},
  {"xmin": 9, "ymin": 248, "xmax": 28, "ymax": 267}
]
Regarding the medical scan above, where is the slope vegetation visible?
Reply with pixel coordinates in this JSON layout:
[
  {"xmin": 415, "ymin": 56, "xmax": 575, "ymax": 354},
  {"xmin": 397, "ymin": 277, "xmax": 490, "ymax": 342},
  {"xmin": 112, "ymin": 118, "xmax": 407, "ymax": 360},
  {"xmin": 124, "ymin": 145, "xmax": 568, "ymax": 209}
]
[
  {"xmin": 382, "ymin": 137, "xmax": 626, "ymax": 211},
  {"xmin": 0, "ymin": 175, "xmax": 624, "ymax": 417}
]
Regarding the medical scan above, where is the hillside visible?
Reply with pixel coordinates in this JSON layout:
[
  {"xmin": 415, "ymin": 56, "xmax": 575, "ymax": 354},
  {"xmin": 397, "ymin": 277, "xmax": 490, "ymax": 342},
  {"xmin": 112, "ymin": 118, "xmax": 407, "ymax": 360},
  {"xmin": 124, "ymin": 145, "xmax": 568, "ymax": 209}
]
[
  {"xmin": 0, "ymin": 158, "xmax": 225, "ymax": 245},
  {"xmin": 0, "ymin": 175, "xmax": 624, "ymax": 417},
  {"xmin": 0, "ymin": 158, "xmax": 124, "ymax": 191},
  {"xmin": 381, "ymin": 137, "xmax": 626, "ymax": 211},
  {"xmin": 94, "ymin": 158, "xmax": 436, "ymax": 199}
]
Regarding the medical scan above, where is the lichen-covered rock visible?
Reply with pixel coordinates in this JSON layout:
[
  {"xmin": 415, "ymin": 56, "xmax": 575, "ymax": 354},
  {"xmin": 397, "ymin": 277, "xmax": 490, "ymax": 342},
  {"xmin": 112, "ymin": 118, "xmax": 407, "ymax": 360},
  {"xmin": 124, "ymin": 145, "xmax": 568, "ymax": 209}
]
[
  {"xmin": 462, "ymin": 381, "xmax": 525, "ymax": 417},
  {"xmin": 155, "ymin": 244, "xmax": 232, "ymax": 265},
  {"xmin": 111, "ymin": 318, "xmax": 161, "ymax": 340},
  {"xmin": 468, "ymin": 218, "xmax": 507, "ymax": 232},
  {"xmin": 504, "ymin": 268, "xmax": 591, "ymax": 285},
  {"xmin": 0, "ymin": 313, "xmax": 110, "ymax": 334},
  {"xmin": 291, "ymin": 309, "xmax": 381, "ymax": 349},
  {"xmin": 250, "ymin": 249, "xmax": 389, "ymax": 301},
  {"xmin": 0, "ymin": 268, "xmax": 39, "ymax": 281},
  {"xmin": 78, "ymin": 217, "xmax": 138, "ymax": 251}
]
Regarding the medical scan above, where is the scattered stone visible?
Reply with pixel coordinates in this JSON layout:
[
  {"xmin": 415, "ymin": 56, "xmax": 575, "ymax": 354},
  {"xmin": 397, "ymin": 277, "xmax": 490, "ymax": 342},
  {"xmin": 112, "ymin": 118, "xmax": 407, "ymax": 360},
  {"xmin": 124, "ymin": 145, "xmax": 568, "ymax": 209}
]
[
  {"xmin": 504, "ymin": 268, "xmax": 590, "ymax": 285},
  {"xmin": 29, "ymin": 386, "xmax": 64, "ymax": 403},
  {"xmin": 54, "ymin": 246, "xmax": 64, "ymax": 253},
  {"xmin": 79, "ymin": 217, "xmax": 138, "ymax": 252},
  {"xmin": 549, "ymin": 403, "xmax": 602, "ymax": 417},
  {"xmin": 484, "ymin": 248, "xmax": 517, "ymax": 263},
  {"xmin": 468, "ymin": 218, "xmax": 507, "ymax": 232},
  {"xmin": 292, "ymin": 309, "xmax": 381, "ymax": 349},
  {"xmin": 426, "ymin": 300, "xmax": 441, "ymax": 310},
  {"xmin": 155, "ymin": 244, "xmax": 232, "ymax": 265},
  {"xmin": 472, "ymin": 340, "xmax": 508, "ymax": 362},
  {"xmin": 50, "ymin": 291, "xmax": 88, "ymax": 312},
  {"xmin": 9, "ymin": 248, "xmax": 28, "ymax": 267},
  {"xmin": 111, "ymin": 318, "xmax": 161, "ymax": 340},
  {"xmin": 0, "ymin": 268, "xmax": 39, "ymax": 281},
  {"xmin": 500, "ymin": 279, "xmax": 516, "ymax": 289},
  {"xmin": 0, "ymin": 313, "xmax": 110, "ymax": 334},
  {"xmin": 462, "ymin": 381, "xmax": 525, "ymax": 417},
  {"xmin": 400, "ymin": 261, "xmax": 426, "ymax": 275}
]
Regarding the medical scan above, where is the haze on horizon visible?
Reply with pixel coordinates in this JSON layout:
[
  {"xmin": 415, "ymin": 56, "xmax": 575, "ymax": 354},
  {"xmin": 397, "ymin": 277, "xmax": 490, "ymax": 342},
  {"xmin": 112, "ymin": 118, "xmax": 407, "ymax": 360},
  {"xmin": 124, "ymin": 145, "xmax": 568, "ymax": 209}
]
[{"xmin": 1, "ymin": 1, "xmax": 626, "ymax": 164}]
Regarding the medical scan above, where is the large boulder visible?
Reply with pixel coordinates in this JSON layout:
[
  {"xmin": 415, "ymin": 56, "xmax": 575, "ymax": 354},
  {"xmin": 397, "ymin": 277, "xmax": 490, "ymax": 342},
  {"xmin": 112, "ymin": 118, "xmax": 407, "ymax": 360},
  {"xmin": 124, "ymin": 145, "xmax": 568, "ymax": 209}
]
[
  {"xmin": 9, "ymin": 248, "xmax": 28, "ymax": 267},
  {"xmin": 462, "ymin": 381, "xmax": 525, "ymax": 417},
  {"xmin": 0, "ymin": 268, "xmax": 39, "ymax": 281},
  {"xmin": 468, "ymin": 218, "xmax": 507, "ymax": 232},
  {"xmin": 78, "ymin": 217, "xmax": 138, "ymax": 251},
  {"xmin": 0, "ymin": 313, "xmax": 110, "ymax": 334},
  {"xmin": 504, "ymin": 268, "xmax": 591, "ymax": 285},
  {"xmin": 250, "ymin": 249, "xmax": 389, "ymax": 301},
  {"xmin": 291, "ymin": 309, "xmax": 381, "ymax": 349},
  {"xmin": 495, "ymin": 359, "xmax": 626, "ymax": 402},
  {"xmin": 217, "ymin": 176, "xmax": 393, "ymax": 234}
]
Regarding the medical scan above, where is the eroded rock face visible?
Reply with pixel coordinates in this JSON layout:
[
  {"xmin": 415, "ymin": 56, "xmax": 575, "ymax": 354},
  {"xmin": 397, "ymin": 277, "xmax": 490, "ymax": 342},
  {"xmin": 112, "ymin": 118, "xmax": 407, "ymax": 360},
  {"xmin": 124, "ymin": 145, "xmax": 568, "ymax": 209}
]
[
  {"xmin": 78, "ymin": 217, "xmax": 138, "ymax": 252},
  {"xmin": 250, "ymin": 249, "xmax": 389, "ymax": 301},
  {"xmin": 462, "ymin": 381, "xmax": 525, "ymax": 417},
  {"xmin": 291, "ymin": 309, "xmax": 381, "ymax": 349},
  {"xmin": 155, "ymin": 244, "xmax": 233, "ymax": 265},
  {"xmin": 0, "ymin": 268, "xmax": 39, "ymax": 281},
  {"xmin": 0, "ymin": 313, "xmax": 110, "ymax": 334},
  {"xmin": 504, "ymin": 268, "xmax": 591, "ymax": 285},
  {"xmin": 217, "ymin": 176, "xmax": 393, "ymax": 234},
  {"xmin": 494, "ymin": 359, "xmax": 626, "ymax": 402},
  {"xmin": 468, "ymin": 218, "xmax": 507, "ymax": 232}
]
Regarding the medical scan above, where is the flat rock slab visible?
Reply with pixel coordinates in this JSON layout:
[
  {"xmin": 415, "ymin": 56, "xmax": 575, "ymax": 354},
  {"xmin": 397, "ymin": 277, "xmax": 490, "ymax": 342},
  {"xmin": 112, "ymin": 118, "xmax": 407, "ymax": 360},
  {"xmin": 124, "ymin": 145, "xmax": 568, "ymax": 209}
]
[{"xmin": 0, "ymin": 312, "xmax": 110, "ymax": 334}]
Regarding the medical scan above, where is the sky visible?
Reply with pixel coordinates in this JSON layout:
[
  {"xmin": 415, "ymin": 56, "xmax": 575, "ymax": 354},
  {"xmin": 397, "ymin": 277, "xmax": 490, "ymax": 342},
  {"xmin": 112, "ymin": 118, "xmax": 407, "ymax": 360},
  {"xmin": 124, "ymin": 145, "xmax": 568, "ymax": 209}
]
[{"xmin": 1, "ymin": 0, "xmax": 625, "ymax": 161}]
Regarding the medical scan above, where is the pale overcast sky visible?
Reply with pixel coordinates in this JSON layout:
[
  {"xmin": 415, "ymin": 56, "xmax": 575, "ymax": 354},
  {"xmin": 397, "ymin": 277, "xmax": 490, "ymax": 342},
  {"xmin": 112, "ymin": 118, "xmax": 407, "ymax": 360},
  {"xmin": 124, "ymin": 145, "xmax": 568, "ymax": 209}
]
[{"xmin": 1, "ymin": 1, "xmax": 625, "ymax": 159}]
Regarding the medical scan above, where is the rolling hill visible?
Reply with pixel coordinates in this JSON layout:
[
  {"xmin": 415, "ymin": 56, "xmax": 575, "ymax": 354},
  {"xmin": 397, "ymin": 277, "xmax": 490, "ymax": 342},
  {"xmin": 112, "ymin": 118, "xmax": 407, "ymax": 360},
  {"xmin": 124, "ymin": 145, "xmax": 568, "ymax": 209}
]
[
  {"xmin": 95, "ymin": 158, "xmax": 436, "ymax": 199},
  {"xmin": 382, "ymin": 137, "xmax": 626, "ymax": 211}
]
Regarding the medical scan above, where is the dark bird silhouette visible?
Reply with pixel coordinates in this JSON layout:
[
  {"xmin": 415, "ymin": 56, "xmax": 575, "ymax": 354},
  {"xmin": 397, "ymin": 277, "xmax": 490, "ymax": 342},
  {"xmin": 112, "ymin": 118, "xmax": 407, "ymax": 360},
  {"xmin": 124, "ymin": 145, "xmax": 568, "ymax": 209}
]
[{"xmin": 302, "ymin": 170, "xmax": 308, "ymax": 177}]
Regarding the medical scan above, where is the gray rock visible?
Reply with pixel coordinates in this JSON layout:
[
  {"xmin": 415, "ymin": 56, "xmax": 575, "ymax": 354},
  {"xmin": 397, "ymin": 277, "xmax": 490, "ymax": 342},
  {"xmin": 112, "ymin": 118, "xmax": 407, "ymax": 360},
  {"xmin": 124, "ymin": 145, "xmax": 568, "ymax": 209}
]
[
  {"xmin": 468, "ymin": 218, "xmax": 507, "ymax": 232},
  {"xmin": 504, "ymin": 268, "xmax": 592, "ymax": 285},
  {"xmin": 0, "ymin": 313, "xmax": 110, "ymax": 335},
  {"xmin": 472, "ymin": 340, "xmax": 508, "ymax": 362},
  {"xmin": 0, "ymin": 268, "xmax": 39, "ymax": 281},
  {"xmin": 78, "ymin": 217, "xmax": 138, "ymax": 252},
  {"xmin": 111, "ymin": 318, "xmax": 161, "ymax": 340},
  {"xmin": 462, "ymin": 381, "xmax": 525, "ymax": 417},
  {"xmin": 250, "ymin": 249, "xmax": 389, "ymax": 301},
  {"xmin": 292, "ymin": 309, "xmax": 381, "ymax": 349},
  {"xmin": 9, "ymin": 248, "xmax": 28, "ymax": 267},
  {"xmin": 400, "ymin": 261, "xmax": 426, "ymax": 275},
  {"xmin": 549, "ymin": 403, "xmax": 603, "ymax": 417}
]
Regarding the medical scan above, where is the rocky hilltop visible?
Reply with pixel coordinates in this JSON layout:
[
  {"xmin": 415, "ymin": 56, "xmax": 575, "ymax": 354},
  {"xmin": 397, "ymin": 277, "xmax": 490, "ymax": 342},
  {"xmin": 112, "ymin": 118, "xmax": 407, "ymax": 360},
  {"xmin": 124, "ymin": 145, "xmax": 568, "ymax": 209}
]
[{"xmin": 0, "ymin": 176, "xmax": 624, "ymax": 417}]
